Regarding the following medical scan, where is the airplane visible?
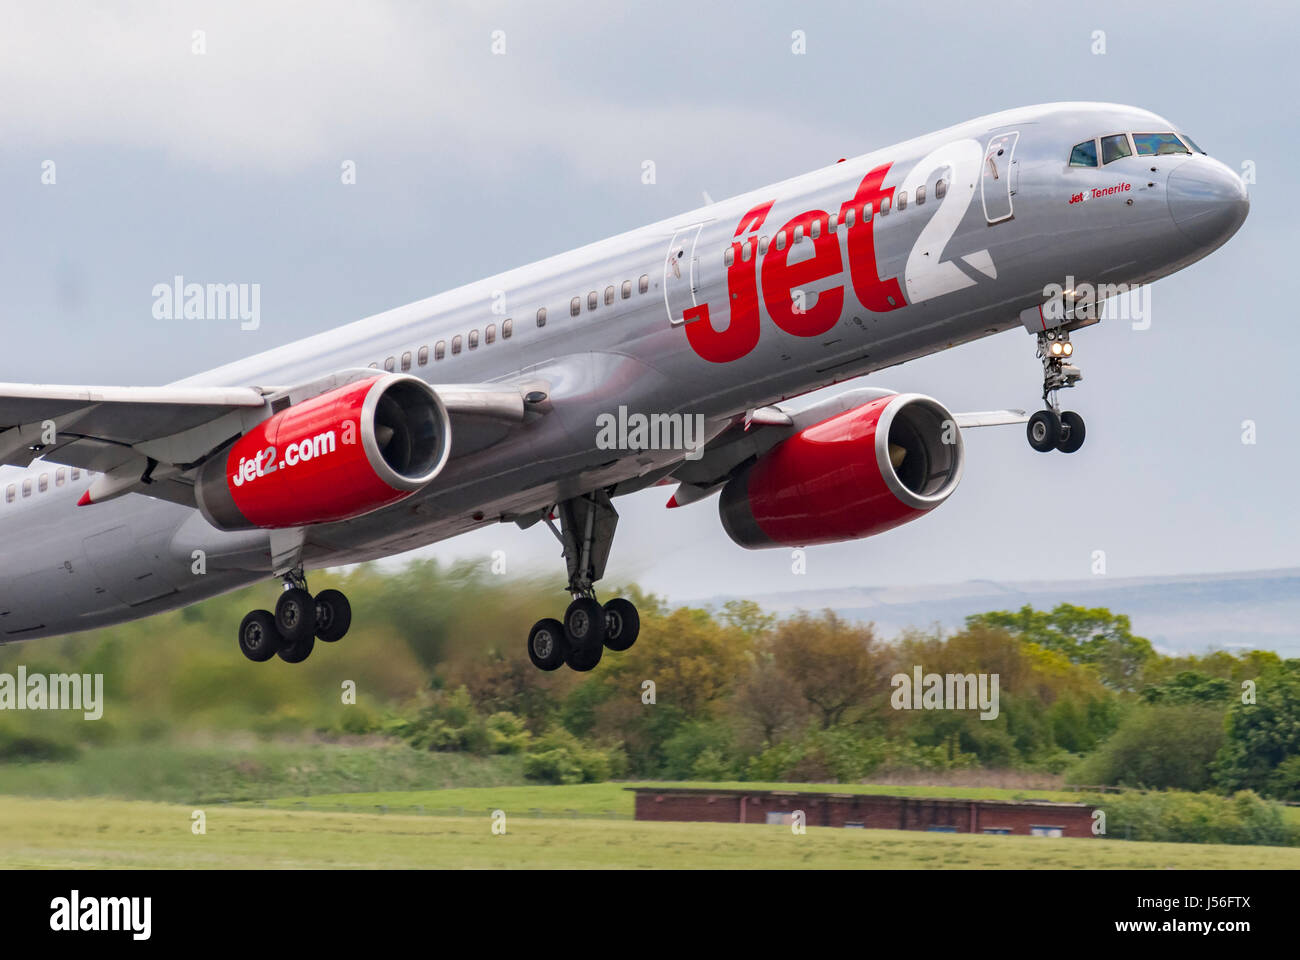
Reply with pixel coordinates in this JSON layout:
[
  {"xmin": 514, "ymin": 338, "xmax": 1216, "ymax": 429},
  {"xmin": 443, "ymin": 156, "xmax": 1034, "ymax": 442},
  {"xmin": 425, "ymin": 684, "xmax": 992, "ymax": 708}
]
[{"xmin": 0, "ymin": 102, "xmax": 1248, "ymax": 672}]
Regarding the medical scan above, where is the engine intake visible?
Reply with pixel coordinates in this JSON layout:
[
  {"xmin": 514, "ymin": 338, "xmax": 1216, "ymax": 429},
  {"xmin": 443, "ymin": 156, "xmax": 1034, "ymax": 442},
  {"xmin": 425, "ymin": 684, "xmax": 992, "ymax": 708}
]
[
  {"xmin": 195, "ymin": 374, "xmax": 451, "ymax": 530},
  {"xmin": 719, "ymin": 392, "xmax": 963, "ymax": 548}
]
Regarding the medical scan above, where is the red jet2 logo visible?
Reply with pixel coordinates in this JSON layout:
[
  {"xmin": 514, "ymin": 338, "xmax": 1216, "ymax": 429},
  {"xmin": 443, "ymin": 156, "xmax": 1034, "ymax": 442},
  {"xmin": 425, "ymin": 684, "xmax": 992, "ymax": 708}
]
[{"xmin": 683, "ymin": 164, "xmax": 907, "ymax": 364}]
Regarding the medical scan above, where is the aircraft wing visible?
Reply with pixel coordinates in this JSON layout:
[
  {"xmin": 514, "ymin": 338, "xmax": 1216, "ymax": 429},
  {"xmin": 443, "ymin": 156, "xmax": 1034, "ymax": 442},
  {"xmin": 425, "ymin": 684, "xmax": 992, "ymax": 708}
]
[{"xmin": 0, "ymin": 372, "xmax": 543, "ymax": 506}]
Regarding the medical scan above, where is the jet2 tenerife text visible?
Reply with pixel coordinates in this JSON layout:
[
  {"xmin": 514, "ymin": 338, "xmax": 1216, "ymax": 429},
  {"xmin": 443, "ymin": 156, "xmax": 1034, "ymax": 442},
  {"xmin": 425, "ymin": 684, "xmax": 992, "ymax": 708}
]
[{"xmin": 0, "ymin": 102, "xmax": 1248, "ymax": 672}]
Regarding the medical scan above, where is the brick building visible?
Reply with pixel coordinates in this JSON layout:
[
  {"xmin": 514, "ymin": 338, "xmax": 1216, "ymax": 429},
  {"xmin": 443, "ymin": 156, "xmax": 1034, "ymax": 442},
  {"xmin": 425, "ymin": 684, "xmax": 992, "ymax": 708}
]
[{"xmin": 630, "ymin": 787, "xmax": 1095, "ymax": 837}]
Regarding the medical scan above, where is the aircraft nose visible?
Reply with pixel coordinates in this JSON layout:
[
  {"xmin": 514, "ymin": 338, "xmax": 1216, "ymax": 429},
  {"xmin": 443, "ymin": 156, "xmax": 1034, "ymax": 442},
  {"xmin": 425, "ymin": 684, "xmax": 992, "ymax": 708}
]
[{"xmin": 1167, "ymin": 159, "xmax": 1249, "ymax": 248}]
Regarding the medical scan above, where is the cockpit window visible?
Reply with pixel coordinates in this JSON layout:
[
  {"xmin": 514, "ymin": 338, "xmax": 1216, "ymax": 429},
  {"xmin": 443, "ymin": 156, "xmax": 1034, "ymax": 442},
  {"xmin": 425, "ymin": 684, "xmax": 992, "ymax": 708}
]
[
  {"xmin": 1101, "ymin": 134, "xmax": 1133, "ymax": 164},
  {"xmin": 1069, "ymin": 140, "xmax": 1098, "ymax": 167},
  {"xmin": 1132, "ymin": 132, "xmax": 1190, "ymax": 157},
  {"xmin": 1179, "ymin": 133, "xmax": 1205, "ymax": 154}
]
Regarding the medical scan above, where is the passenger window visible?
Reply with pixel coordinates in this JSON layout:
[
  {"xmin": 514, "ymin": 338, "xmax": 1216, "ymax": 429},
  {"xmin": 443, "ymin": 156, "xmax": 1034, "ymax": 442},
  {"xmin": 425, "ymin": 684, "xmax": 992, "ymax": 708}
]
[
  {"xmin": 71, "ymin": 468, "xmax": 80, "ymax": 480},
  {"xmin": 916, "ymin": 185, "xmax": 926, "ymax": 205},
  {"xmin": 880, "ymin": 197, "xmax": 891, "ymax": 215},
  {"xmin": 794, "ymin": 225, "xmax": 804, "ymax": 243},
  {"xmin": 451, "ymin": 335, "xmax": 462, "ymax": 355},
  {"xmin": 638, "ymin": 274, "xmax": 649, "ymax": 294},
  {"xmin": 502, "ymin": 318, "xmax": 513, "ymax": 338},
  {"xmin": 845, "ymin": 208, "xmax": 856, "ymax": 228},
  {"xmin": 741, "ymin": 240, "xmax": 752, "ymax": 262},
  {"xmin": 604, "ymin": 285, "xmax": 615, "ymax": 306},
  {"xmin": 400, "ymin": 351, "xmax": 411, "ymax": 371},
  {"xmin": 55, "ymin": 468, "xmax": 65, "ymax": 486},
  {"xmin": 537, "ymin": 307, "xmax": 547, "ymax": 327},
  {"xmin": 468, "ymin": 329, "xmax": 479, "ymax": 349},
  {"xmin": 935, "ymin": 179, "xmax": 947, "ymax": 199},
  {"xmin": 4, "ymin": 484, "xmax": 12, "ymax": 503},
  {"xmin": 898, "ymin": 190, "xmax": 908, "ymax": 210},
  {"xmin": 418, "ymin": 345, "xmax": 428, "ymax": 366},
  {"xmin": 724, "ymin": 247, "xmax": 735, "ymax": 266},
  {"xmin": 1069, "ymin": 140, "xmax": 1099, "ymax": 167},
  {"xmin": 1132, "ymin": 132, "xmax": 1190, "ymax": 157},
  {"xmin": 758, "ymin": 236, "xmax": 769, "ymax": 255},
  {"xmin": 829, "ymin": 213, "xmax": 838, "ymax": 231},
  {"xmin": 587, "ymin": 291, "xmax": 598, "ymax": 311},
  {"xmin": 368, "ymin": 361, "xmax": 379, "ymax": 369},
  {"xmin": 485, "ymin": 323, "xmax": 496, "ymax": 344},
  {"xmin": 435, "ymin": 340, "xmax": 446, "ymax": 360},
  {"xmin": 38, "ymin": 473, "xmax": 47, "ymax": 492},
  {"xmin": 775, "ymin": 231, "xmax": 786, "ymax": 251},
  {"xmin": 570, "ymin": 297, "xmax": 581, "ymax": 317},
  {"xmin": 384, "ymin": 356, "xmax": 396, "ymax": 372},
  {"xmin": 1101, "ymin": 134, "xmax": 1132, "ymax": 164},
  {"xmin": 621, "ymin": 280, "xmax": 632, "ymax": 298},
  {"xmin": 810, "ymin": 218, "xmax": 821, "ymax": 239},
  {"xmin": 21, "ymin": 479, "xmax": 31, "ymax": 497},
  {"xmin": 862, "ymin": 203, "xmax": 872, "ymax": 221}
]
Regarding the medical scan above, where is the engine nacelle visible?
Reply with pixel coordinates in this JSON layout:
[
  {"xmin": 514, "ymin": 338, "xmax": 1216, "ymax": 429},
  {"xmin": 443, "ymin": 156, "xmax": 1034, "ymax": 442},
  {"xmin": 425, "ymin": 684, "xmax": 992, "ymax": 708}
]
[
  {"xmin": 718, "ymin": 393, "xmax": 963, "ymax": 548},
  {"xmin": 195, "ymin": 374, "xmax": 451, "ymax": 530}
]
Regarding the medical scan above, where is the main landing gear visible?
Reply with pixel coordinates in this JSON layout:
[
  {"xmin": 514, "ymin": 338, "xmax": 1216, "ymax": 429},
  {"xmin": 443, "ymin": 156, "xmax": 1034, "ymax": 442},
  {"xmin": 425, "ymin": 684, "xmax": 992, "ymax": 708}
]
[
  {"xmin": 1027, "ymin": 330, "xmax": 1086, "ymax": 454},
  {"xmin": 526, "ymin": 491, "xmax": 641, "ymax": 673},
  {"xmin": 237, "ymin": 569, "xmax": 352, "ymax": 664}
]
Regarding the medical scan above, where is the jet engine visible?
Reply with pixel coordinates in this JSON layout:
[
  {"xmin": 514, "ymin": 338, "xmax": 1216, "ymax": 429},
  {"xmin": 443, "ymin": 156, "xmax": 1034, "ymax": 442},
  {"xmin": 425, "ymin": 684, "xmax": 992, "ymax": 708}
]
[
  {"xmin": 195, "ymin": 374, "xmax": 451, "ymax": 530},
  {"xmin": 718, "ymin": 393, "xmax": 963, "ymax": 548}
]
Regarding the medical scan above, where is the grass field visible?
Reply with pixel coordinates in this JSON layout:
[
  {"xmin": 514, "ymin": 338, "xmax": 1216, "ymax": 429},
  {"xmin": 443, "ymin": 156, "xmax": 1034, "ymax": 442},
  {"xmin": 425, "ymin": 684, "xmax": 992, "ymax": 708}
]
[{"xmin": 1, "ymin": 795, "xmax": 1296, "ymax": 869}]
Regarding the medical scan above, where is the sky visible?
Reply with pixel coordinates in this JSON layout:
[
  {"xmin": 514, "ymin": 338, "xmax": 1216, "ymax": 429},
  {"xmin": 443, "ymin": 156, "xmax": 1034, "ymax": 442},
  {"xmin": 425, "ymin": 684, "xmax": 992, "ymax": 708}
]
[{"xmin": 1, "ymin": 0, "xmax": 1296, "ymax": 603}]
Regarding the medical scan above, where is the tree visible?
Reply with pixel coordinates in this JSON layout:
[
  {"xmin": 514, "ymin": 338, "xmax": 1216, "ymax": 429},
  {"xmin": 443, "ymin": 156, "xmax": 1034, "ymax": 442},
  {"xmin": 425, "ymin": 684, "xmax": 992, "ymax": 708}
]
[
  {"xmin": 967, "ymin": 604, "xmax": 1155, "ymax": 691},
  {"xmin": 1072, "ymin": 704, "xmax": 1227, "ymax": 791},
  {"xmin": 1214, "ymin": 660, "xmax": 1300, "ymax": 797},
  {"xmin": 770, "ymin": 612, "xmax": 888, "ymax": 729}
]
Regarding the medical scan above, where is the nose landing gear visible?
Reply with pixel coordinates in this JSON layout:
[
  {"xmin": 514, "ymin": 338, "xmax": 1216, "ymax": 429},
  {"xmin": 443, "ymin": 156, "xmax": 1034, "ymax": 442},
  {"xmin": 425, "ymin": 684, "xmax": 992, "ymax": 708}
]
[
  {"xmin": 1029, "ymin": 331, "xmax": 1086, "ymax": 453},
  {"xmin": 236, "ymin": 569, "xmax": 352, "ymax": 664}
]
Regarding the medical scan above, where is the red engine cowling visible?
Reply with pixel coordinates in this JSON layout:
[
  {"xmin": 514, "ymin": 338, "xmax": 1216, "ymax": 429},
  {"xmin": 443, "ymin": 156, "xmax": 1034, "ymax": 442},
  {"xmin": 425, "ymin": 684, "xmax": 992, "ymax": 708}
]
[
  {"xmin": 195, "ymin": 374, "xmax": 451, "ymax": 530},
  {"xmin": 718, "ymin": 393, "xmax": 963, "ymax": 548}
]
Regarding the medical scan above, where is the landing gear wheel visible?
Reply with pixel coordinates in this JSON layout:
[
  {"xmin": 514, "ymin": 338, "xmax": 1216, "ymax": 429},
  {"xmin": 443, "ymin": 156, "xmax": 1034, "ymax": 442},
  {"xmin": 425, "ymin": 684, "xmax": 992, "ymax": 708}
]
[
  {"xmin": 564, "ymin": 638, "xmax": 604, "ymax": 672},
  {"xmin": 238, "ymin": 610, "xmax": 281, "ymax": 662},
  {"xmin": 1027, "ymin": 410, "xmax": 1062, "ymax": 453},
  {"xmin": 563, "ymin": 597, "xmax": 606, "ymax": 651},
  {"xmin": 1056, "ymin": 411, "xmax": 1086, "ymax": 453},
  {"xmin": 314, "ymin": 589, "xmax": 352, "ymax": 642},
  {"xmin": 527, "ymin": 618, "xmax": 568, "ymax": 671},
  {"xmin": 277, "ymin": 632, "xmax": 315, "ymax": 664},
  {"xmin": 602, "ymin": 598, "xmax": 640, "ymax": 652},
  {"xmin": 275, "ymin": 587, "xmax": 315, "ymax": 645}
]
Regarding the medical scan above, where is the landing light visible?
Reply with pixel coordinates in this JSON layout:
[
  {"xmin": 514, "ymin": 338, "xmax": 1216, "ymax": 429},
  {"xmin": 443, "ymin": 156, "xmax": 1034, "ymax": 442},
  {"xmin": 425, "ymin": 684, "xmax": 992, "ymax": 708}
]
[{"xmin": 1062, "ymin": 342, "xmax": 1074, "ymax": 356}]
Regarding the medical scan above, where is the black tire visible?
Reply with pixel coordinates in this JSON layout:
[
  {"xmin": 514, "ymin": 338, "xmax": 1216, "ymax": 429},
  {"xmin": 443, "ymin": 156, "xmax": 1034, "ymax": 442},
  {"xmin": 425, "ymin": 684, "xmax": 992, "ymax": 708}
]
[
  {"xmin": 563, "ymin": 597, "xmax": 606, "ymax": 650},
  {"xmin": 314, "ymin": 589, "xmax": 352, "ymax": 642},
  {"xmin": 1027, "ymin": 409, "xmax": 1062, "ymax": 452},
  {"xmin": 602, "ymin": 598, "xmax": 640, "ymax": 652},
  {"xmin": 275, "ymin": 587, "xmax": 315, "ymax": 645},
  {"xmin": 527, "ymin": 618, "xmax": 567, "ymax": 671},
  {"xmin": 277, "ymin": 632, "xmax": 315, "ymax": 664},
  {"xmin": 564, "ymin": 639, "xmax": 604, "ymax": 672},
  {"xmin": 238, "ymin": 610, "xmax": 281, "ymax": 663},
  {"xmin": 1056, "ymin": 411, "xmax": 1086, "ymax": 453}
]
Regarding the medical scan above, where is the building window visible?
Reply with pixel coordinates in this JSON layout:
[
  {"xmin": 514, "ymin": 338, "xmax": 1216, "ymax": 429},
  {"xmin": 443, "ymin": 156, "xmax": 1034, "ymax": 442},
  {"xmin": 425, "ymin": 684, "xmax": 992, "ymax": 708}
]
[
  {"xmin": 384, "ymin": 356, "xmax": 396, "ymax": 372},
  {"xmin": 844, "ymin": 821, "xmax": 865, "ymax": 829},
  {"xmin": 21, "ymin": 479, "xmax": 31, "ymax": 497},
  {"xmin": 570, "ymin": 297, "xmax": 581, "ymax": 317},
  {"xmin": 485, "ymin": 323, "xmax": 496, "ymax": 344},
  {"xmin": 983, "ymin": 827, "xmax": 1011, "ymax": 835},
  {"xmin": 55, "ymin": 468, "xmax": 66, "ymax": 486},
  {"xmin": 38, "ymin": 473, "xmax": 48, "ymax": 493},
  {"xmin": 1030, "ymin": 825, "xmax": 1065, "ymax": 838},
  {"xmin": 926, "ymin": 826, "xmax": 957, "ymax": 833},
  {"xmin": 418, "ymin": 345, "xmax": 429, "ymax": 366},
  {"xmin": 638, "ymin": 274, "xmax": 649, "ymax": 294},
  {"xmin": 435, "ymin": 340, "xmax": 446, "ymax": 360},
  {"xmin": 451, "ymin": 335, "xmax": 462, "ymax": 355},
  {"xmin": 621, "ymin": 280, "xmax": 632, "ymax": 299},
  {"xmin": 400, "ymin": 351, "xmax": 411, "ymax": 371},
  {"xmin": 587, "ymin": 291, "xmax": 598, "ymax": 312},
  {"xmin": 537, "ymin": 307, "xmax": 547, "ymax": 327},
  {"xmin": 502, "ymin": 318, "xmax": 512, "ymax": 338},
  {"xmin": 604, "ymin": 285, "xmax": 615, "ymax": 306}
]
